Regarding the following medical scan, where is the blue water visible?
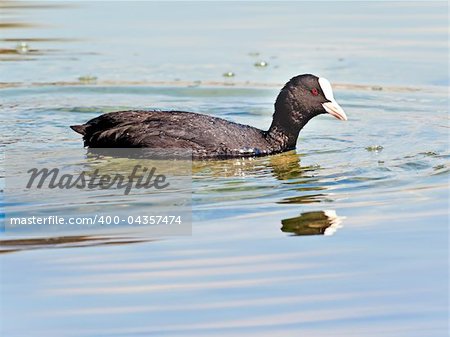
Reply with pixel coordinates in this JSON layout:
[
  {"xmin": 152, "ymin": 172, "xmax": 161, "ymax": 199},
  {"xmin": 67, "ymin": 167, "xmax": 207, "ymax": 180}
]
[{"xmin": 0, "ymin": 2, "xmax": 448, "ymax": 337}]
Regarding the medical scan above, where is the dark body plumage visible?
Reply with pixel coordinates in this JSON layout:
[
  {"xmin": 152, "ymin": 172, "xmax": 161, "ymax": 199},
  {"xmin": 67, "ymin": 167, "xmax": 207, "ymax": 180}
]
[
  {"xmin": 73, "ymin": 110, "xmax": 283, "ymax": 158},
  {"xmin": 71, "ymin": 74, "xmax": 346, "ymax": 159}
]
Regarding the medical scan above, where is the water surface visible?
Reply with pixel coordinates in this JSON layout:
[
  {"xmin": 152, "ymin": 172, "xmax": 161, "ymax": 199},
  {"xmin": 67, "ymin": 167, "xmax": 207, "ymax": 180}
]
[{"xmin": 0, "ymin": 2, "xmax": 448, "ymax": 337}]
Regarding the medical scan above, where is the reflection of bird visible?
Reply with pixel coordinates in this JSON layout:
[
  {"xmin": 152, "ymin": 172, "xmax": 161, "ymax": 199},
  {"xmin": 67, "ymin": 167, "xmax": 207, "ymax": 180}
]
[
  {"xmin": 281, "ymin": 210, "xmax": 343, "ymax": 236},
  {"xmin": 71, "ymin": 74, "xmax": 346, "ymax": 159},
  {"xmin": 191, "ymin": 150, "xmax": 312, "ymax": 178}
]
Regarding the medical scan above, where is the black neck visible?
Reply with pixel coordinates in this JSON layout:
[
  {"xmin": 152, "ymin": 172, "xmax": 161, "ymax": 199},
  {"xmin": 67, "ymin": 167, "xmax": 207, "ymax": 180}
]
[{"xmin": 265, "ymin": 85, "xmax": 311, "ymax": 150}]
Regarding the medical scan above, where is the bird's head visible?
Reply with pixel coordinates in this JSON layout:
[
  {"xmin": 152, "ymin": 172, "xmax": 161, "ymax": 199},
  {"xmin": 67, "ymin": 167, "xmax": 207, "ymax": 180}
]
[{"xmin": 275, "ymin": 74, "xmax": 347, "ymax": 123}]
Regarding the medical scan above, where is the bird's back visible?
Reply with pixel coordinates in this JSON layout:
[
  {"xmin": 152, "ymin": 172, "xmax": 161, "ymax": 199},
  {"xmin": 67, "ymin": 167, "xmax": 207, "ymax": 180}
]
[{"xmin": 71, "ymin": 110, "xmax": 274, "ymax": 158}]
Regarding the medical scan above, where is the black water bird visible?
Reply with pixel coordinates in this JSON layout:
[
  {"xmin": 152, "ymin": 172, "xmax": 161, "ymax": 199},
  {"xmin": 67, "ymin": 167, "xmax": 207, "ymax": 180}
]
[{"xmin": 71, "ymin": 74, "xmax": 347, "ymax": 159}]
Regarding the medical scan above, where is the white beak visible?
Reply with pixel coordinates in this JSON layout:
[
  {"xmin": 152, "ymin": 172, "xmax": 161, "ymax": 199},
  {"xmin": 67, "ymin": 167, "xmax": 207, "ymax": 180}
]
[
  {"xmin": 322, "ymin": 100, "xmax": 347, "ymax": 121},
  {"xmin": 318, "ymin": 77, "xmax": 347, "ymax": 121}
]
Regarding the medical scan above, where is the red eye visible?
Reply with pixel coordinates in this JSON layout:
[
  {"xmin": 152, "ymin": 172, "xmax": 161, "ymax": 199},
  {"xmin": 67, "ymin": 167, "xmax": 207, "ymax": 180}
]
[{"xmin": 311, "ymin": 88, "xmax": 319, "ymax": 96}]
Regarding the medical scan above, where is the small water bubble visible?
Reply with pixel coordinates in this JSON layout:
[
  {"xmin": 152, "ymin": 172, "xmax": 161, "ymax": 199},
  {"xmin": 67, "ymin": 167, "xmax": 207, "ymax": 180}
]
[
  {"xmin": 366, "ymin": 145, "xmax": 383, "ymax": 152},
  {"xmin": 16, "ymin": 42, "xmax": 29, "ymax": 54},
  {"xmin": 254, "ymin": 61, "xmax": 268, "ymax": 68},
  {"xmin": 222, "ymin": 72, "xmax": 235, "ymax": 78}
]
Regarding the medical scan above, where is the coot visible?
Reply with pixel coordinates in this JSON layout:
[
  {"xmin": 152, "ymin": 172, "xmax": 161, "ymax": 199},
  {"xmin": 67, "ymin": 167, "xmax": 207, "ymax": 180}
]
[{"xmin": 71, "ymin": 74, "xmax": 347, "ymax": 159}]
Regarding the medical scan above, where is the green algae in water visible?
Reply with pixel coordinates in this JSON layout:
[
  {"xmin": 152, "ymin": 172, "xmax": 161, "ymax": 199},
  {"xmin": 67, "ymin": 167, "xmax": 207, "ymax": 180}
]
[
  {"xmin": 15, "ymin": 42, "xmax": 29, "ymax": 54},
  {"xmin": 420, "ymin": 151, "xmax": 439, "ymax": 157},
  {"xmin": 222, "ymin": 72, "xmax": 235, "ymax": 78},
  {"xmin": 254, "ymin": 61, "xmax": 268, "ymax": 68},
  {"xmin": 78, "ymin": 75, "xmax": 98, "ymax": 84},
  {"xmin": 366, "ymin": 145, "xmax": 384, "ymax": 152}
]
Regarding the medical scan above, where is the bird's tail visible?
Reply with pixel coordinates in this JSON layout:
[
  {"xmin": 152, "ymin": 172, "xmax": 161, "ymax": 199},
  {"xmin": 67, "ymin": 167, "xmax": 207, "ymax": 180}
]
[{"xmin": 70, "ymin": 124, "xmax": 87, "ymax": 135}]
